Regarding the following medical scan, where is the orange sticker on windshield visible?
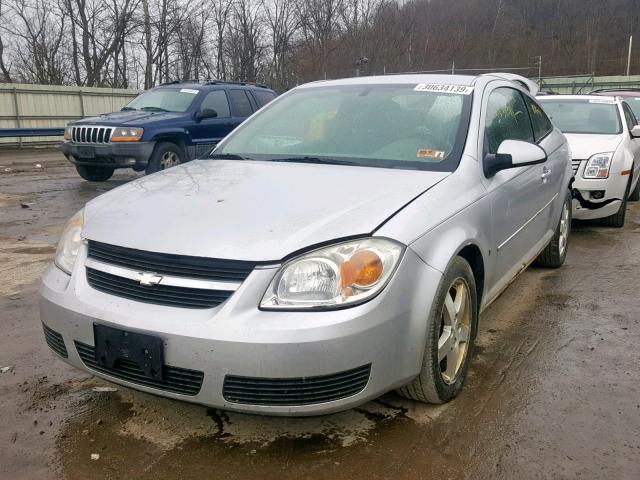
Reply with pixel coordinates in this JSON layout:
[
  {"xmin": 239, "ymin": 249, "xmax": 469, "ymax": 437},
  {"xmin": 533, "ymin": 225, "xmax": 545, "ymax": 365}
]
[{"xmin": 417, "ymin": 149, "xmax": 445, "ymax": 159}]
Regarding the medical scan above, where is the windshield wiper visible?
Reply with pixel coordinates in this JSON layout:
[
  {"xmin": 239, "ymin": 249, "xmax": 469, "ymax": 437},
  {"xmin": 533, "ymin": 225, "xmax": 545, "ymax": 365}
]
[
  {"xmin": 140, "ymin": 106, "xmax": 170, "ymax": 112},
  {"xmin": 208, "ymin": 153, "xmax": 253, "ymax": 160},
  {"xmin": 267, "ymin": 156, "xmax": 359, "ymax": 166},
  {"xmin": 121, "ymin": 106, "xmax": 137, "ymax": 111}
]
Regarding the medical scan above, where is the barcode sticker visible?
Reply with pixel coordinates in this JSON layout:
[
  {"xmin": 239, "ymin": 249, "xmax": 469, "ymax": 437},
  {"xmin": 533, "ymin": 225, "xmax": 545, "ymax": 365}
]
[{"xmin": 414, "ymin": 84, "xmax": 474, "ymax": 95}]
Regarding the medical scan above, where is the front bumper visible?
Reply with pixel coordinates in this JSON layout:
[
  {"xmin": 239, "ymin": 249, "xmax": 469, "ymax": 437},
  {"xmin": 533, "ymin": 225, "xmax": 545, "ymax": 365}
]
[
  {"xmin": 61, "ymin": 141, "xmax": 155, "ymax": 169},
  {"xmin": 39, "ymin": 245, "xmax": 441, "ymax": 416},
  {"xmin": 571, "ymin": 160, "xmax": 628, "ymax": 220}
]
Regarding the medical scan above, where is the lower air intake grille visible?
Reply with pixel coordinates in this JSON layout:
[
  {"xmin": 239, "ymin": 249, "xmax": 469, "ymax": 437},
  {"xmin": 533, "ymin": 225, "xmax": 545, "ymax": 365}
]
[
  {"xmin": 75, "ymin": 341, "xmax": 204, "ymax": 395},
  {"xmin": 86, "ymin": 267, "xmax": 233, "ymax": 309},
  {"xmin": 223, "ymin": 364, "xmax": 371, "ymax": 406},
  {"xmin": 43, "ymin": 323, "xmax": 68, "ymax": 358}
]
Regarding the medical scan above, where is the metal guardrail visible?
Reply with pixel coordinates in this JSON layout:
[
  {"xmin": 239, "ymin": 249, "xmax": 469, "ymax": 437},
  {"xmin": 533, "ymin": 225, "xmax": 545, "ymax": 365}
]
[{"xmin": 0, "ymin": 128, "xmax": 64, "ymax": 138}]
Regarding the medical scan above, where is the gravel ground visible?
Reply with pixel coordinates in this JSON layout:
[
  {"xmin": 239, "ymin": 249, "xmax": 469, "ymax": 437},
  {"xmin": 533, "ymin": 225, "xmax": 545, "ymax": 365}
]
[{"xmin": 1, "ymin": 148, "xmax": 639, "ymax": 479}]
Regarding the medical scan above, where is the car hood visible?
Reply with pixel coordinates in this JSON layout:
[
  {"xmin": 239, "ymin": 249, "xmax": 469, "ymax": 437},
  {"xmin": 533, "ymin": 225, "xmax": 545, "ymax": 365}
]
[
  {"xmin": 83, "ymin": 160, "xmax": 448, "ymax": 261},
  {"xmin": 73, "ymin": 110, "xmax": 187, "ymax": 127},
  {"xmin": 563, "ymin": 133, "xmax": 623, "ymax": 160}
]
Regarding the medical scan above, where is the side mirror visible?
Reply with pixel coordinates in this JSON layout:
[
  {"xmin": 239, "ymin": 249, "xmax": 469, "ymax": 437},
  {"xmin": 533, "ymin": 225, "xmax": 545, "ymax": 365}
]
[
  {"xmin": 631, "ymin": 125, "xmax": 640, "ymax": 138},
  {"xmin": 195, "ymin": 108, "xmax": 218, "ymax": 121},
  {"xmin": 484, "ymin": 140, "xmax": 547, "ymax": 177}
]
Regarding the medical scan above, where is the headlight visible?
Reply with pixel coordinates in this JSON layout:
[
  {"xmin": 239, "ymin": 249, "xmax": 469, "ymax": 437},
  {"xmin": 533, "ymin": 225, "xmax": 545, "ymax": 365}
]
[
  {"xmin": 110, "ymin": 127, "xmax": 143, "ymax": 142},
  {"xmin": 260, "ymin": 238, "xmax": 405, "ymax": 310},
  {"xmin": 54, "ymin": 209, "xmax": 84, "ymax": 274},
  {"xmin": 64, "ymin": 126, "xmax": 72, "ymax": 141},
  {"xmin": 583, "ymin": 152, "xmax": 613, "ymax": 179}
]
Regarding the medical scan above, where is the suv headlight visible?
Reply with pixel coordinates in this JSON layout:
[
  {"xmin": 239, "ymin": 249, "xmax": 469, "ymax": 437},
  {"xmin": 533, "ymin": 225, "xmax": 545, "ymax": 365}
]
[
  {"xmin": 64, "ymin": 126, "xmax": 72, "ymax": 141},
  {"xmin": 583, "ymin": 152, "xmax": 613, "ymax": 179},
  {"xmin": 260, "ymin": 238, "xmax": 405, "ymax": 310},
  {"xmin": 110, "ymin": 127, "xmax": 144, "ymax": 142},
  {"xmin": 54, "ymin": 209, "xmax": 84, "ymax": 274}
]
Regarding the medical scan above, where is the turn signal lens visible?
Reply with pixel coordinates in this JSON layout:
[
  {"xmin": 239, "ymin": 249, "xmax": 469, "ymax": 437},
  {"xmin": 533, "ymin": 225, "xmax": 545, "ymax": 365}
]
[
  {"xmin": 111, "ymin": 127, "xmax": 144, "ymax": 142},
  {"xmin": 340, "ymin": 250, "xmax": 383, "ymax": 289},
  {"xmin": 63, "ymin": 127, "xmax": 72, "ymax": 141}
]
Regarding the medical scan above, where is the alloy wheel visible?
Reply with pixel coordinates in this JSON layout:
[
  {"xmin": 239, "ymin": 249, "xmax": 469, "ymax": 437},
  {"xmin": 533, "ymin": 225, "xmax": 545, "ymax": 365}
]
[
  {"xmin": 159, "ymin": 151, "xmax": 180, "ymax": 169},
  {"xmin": 558, "ymin": 201, "xmax": 569, "ymax": 256},
  {"xmin": 438, "ymin": 278, "xmax": 472, "ymax": 384}
]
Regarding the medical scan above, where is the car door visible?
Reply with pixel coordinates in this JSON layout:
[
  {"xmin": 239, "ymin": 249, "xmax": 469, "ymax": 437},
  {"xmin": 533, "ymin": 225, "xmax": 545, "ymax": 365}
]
[
  {"xmin": 524, "ymin": 94, "xmax": 567, "ymax": 232},
  {"xmin": 621, "ymin": 102, "xmax": 640, "ymax": 182},
  {"xmin": 188, "ymin": 89, "xmax": 235, "ymax": 157},
  {"xmin": 481, "ymin": 86, "xmax": 553, "ymax": 290},
  {"xmin": 227, "ymin": 89, "xmax": 256, "ymax": 126}
]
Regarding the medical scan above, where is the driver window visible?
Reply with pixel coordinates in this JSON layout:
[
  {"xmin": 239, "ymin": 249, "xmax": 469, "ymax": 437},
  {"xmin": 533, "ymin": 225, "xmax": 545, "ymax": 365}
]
[
  {"xmin": 484, "ymin": 88, "xmax": 535, "ymax": 154},
  {"xmin": 200, "ymin": 91, "xmax": 230, "ymax": 118},
  {"xmin": 622, "ymin": 102, "xmax": 638, "ymax": 130}
]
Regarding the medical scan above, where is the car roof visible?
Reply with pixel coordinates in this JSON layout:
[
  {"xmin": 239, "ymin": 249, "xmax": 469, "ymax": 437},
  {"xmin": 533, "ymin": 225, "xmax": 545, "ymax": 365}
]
[
  {"xmin": 296, "ymin": 73, "xmax": 537, "ymax": 93},
  {"xmin": 591, "ymin": 89, "xmax": 640, "ymax": 97}
]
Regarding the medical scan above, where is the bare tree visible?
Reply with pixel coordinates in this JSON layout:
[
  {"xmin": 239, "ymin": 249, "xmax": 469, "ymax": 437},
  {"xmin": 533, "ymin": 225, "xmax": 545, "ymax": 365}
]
[
  {"xmin": 226, "ymin": 0, "xmax": 266, "ymax": 82},
  {"xmin": 211, "ymin": 0, "xmax": 233, "ymax": 79},
  {"xmin": 262, "ymin": 0, "xmax": 299, "ymax": 89}
]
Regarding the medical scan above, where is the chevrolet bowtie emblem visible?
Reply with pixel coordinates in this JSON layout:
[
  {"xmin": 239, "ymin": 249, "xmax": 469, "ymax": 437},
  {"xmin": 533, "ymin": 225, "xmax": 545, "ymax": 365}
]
[{"xmin": 136, "ymin": 272, "xmax": 163, "ymax": 286}]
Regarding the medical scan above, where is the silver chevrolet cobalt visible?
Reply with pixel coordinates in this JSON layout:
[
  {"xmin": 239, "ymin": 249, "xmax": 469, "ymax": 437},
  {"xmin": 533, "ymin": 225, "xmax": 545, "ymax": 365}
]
[{"xmin": 40, "ymin": 74, "xmax": 572, "ymax": 415}]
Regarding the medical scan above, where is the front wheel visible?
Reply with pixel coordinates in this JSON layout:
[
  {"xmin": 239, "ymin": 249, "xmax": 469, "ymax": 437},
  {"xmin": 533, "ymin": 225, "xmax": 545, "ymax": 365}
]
[
  {"xmin": 535, "ymin": 190, "xmax": 571, "ymax": 268},
  {"xmin": 146, "ymin": 142, "xmax": 185, "ymax": 175},
  {"xmin": 601, "ymin": 179, "xmax": 630, "ymax": 228},
  {"xmin": 75, "ymin": 165, "xmax": 114, "ymax": 182},
  {"xmin": 397, "ymin": 256, "xmax": 478, "ymax": 404}
]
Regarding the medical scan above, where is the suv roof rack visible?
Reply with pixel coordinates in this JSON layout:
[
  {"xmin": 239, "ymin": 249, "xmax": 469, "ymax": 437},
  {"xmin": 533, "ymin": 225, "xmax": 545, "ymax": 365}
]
[{"xmin": 203, "ymin": 79, "xmax": 269, "ymax": 89}]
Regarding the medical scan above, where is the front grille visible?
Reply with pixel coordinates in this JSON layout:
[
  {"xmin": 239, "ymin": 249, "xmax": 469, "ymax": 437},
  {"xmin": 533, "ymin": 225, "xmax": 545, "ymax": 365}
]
[
  {"xmin": 71, "ymin": 126, "xmax": 113, "ymax": 144},
  {"xmin": 75, "ymin": 341, "xmax": 203, "ymax": 395},
  {"xmin": 571, "ymin": 159, "xmax": 582, "ymax": 175},
  {"xmin": 86, "ymin": 267, "xmax": 233, "ymax": 309},
  {"xmin": 87, "ymin": 240, "xmax": 256, "ymax": 282},
  {"xmin": 42, "ymin": 323, "xmax": 68, "ymax": 358},
  {"xmin": 223, "ymin": 364, "xmax": 371, "ymax": 406}
]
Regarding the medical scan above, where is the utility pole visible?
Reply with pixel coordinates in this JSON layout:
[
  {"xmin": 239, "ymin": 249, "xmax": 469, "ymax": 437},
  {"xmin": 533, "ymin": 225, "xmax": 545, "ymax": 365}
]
[
  {"xmin": 451, "ymin": 61, "xmax": 455, "ymax": 74},
  {"xmin": 537, "ymin": 56, "xmax": 542, "ymax": 83},
  {"xmin": 626, "ymin": 36, "xmax": 633, "ymax": 76}
]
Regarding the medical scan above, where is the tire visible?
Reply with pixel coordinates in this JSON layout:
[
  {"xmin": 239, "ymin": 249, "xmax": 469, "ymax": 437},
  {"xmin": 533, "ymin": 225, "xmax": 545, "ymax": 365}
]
[
  {"xmin": 397, "ymin": 256, "xmax": 478, "ymax": 404},
  {"xmin": 75, "ymin": 165, "xmax": 114, "ymax": 182},
  {"xmin": 601, "ymin": 179, "xmax": 630, "ymax": 228},
  {"xmin": 535, "ymin": 189, "xmax": 571, "ymax": 268},
  {"xmin": 146, "ymin": 142, "xmax": 185, "ymax": 175},
  {"xmin": 628, "ymin": 174, "xmax": 640, "ymax": 201}
]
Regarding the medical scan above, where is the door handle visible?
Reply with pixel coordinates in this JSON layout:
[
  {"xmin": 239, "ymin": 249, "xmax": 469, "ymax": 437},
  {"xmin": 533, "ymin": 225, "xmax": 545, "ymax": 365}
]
[{"xmin": 541, "ymin": 166, "xmax": 552, "ymax": 179}]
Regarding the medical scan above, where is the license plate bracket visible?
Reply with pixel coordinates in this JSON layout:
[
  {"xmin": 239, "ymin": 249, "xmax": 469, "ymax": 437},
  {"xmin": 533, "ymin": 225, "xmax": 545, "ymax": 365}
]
[
  {"xmin": 77, "ymin": 146, "xmax": 95, "ymax": 159},
  {"xmin": 93, "ymin": 324, "xmax": 164, "ymax": 380}
]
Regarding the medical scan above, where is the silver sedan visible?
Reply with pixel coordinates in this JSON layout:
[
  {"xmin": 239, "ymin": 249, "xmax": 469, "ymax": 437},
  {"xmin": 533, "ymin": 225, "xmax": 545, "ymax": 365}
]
[{"xmin": 40, "ymin": 73, "xmax": 573, "ymax": 415}]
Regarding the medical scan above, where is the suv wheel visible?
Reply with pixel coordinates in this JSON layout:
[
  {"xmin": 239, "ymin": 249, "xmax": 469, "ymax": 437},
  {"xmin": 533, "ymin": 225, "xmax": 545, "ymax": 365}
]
[
  {"xmin": 146, "ymin": 142, "xmax": 185, "ymax": 174},
  {"xmin": 397, "ymin": 256, "xmax": 478, "ymax": 404},
  {"xmin": 75, "ymin": 165, "xmax": 114, "ymax": 182}
]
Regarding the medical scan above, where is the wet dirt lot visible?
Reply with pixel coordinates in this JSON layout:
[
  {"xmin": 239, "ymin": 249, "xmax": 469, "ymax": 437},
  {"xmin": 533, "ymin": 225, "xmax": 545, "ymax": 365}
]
[{"xmin": 1, "ymin": 149, "xmax": 639, "ymax": 479}]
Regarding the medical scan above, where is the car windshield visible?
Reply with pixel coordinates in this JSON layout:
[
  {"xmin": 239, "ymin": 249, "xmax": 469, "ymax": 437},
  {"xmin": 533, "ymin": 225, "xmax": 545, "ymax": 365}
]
[
  {"xmin": 124, "ymin": 88, "xmax": 199, "ymax": 113},
  {"xmin": 212, "ymin": 84, "xmax": 472, "ymax": 171},
  {"xmin": 538, "ymin": 99, "xmax": 622, "ymax": 134}
]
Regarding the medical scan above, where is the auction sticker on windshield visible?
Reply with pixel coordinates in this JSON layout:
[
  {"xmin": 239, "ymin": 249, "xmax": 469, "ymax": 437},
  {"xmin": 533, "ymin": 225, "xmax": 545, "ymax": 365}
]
[
  {"xmin": 589, "ymin": 98, "xmax": 616, "ymax": 104},
  {"xmin": 180, "ymin": 88, "xmax": 199, "ymax": 95},
  {"xmin": 414, "ymin": 83, "xmax": 474, "ymax": 95}
]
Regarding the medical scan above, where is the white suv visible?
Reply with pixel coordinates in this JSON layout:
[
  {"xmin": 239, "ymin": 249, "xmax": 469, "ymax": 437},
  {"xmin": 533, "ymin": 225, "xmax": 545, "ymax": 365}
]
[{"xmin": 537, "ymin": 95, "xmax": 640, "ymax": 227}]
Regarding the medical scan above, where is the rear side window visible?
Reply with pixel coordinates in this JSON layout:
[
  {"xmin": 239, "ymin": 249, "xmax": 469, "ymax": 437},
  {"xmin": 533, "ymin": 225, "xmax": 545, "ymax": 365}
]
[
  {"xmin": 525, "ymin": 96, "xmax": 554, "ymax": 141},
  {"xmin": 200, "ymin": 90, "xmax": 231, "ymax": 118},
  {"xmin": 228, "ymin": 90, "xmax": 254, "ymax": 117},
  {"xmin": 485, "ymin": 88, "xmax": 535, "ymax": 154},
  {"xmin": 252, "ymin": 90, "xmax": 277, "ymax": 108}
]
